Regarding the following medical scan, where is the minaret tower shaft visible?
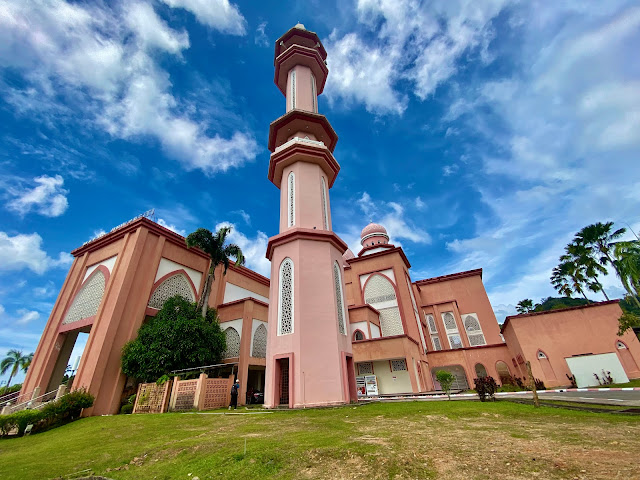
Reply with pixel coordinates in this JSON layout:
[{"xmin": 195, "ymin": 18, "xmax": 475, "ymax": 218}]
[{"xmin": 264, "ymin": 24, "xmax": 356, "ymax": 408}]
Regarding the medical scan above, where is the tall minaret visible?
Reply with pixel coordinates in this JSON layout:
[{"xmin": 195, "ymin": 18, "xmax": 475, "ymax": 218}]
[{"xmin": 264, "ymin": 24, "xmax": 356, "ymax": 408}]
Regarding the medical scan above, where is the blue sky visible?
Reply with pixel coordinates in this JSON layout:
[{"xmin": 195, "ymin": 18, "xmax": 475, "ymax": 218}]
[{"xmin": 1, "ymin": 0, "xmax": 639, "ymax": 385}]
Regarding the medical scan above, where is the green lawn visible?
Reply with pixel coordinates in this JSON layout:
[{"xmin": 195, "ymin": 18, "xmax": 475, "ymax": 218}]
[{"xmin": 1, "ymin": 401, "xmax": 639, "ymax": 480}]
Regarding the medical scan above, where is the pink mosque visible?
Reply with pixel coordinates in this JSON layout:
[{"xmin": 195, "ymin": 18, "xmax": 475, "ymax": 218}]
[{"xmin": 19, "ymin": 25, "xmax": 640, "ymax": 415}]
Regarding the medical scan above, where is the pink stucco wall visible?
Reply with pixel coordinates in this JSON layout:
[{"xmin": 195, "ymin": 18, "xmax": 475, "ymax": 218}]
[{"xmin": 502, "ymin": 301, "xmax": 640, "ymax": 388}]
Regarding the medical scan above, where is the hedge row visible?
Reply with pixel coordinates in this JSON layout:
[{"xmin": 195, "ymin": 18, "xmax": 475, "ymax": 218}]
[{"xmin": 0, "ymin": 390, "xmax": 94, "ymax": 437}]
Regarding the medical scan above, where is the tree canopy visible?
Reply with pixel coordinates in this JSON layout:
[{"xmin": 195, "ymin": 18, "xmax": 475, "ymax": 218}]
[
  {"xmin": 1, "ymin": 350, "xmax": 33, "ymax": 388},
  {"xmin": 121, "ymin": 296, "xmax": 226, "ymax": 382}
]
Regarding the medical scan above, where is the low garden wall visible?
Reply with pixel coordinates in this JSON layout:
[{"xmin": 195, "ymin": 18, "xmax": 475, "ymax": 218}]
[{"xmin": 134, "ymin": 374, "xmax": 233, "ymax": 414}]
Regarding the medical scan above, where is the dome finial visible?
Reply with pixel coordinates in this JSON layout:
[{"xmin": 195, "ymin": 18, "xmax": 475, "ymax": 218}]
[{"xmin": 294, "ymin": 22, "xmax": 306, "ymax": 30}]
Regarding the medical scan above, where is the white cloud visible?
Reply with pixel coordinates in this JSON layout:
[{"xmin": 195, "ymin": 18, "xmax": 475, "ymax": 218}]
[
  {"xmin": 159, "ymin": 0, "xmax": 247, "ymax": 35},
  {"xmin": 0, "ymin": 304, "xmax": 5, "ymax": 318},
  {"xmin": 355, "ymin": 192, "xmax": 431, "ymax": 245},
  {"xmin": 0, "ymin": 0, "xmax": 257, "ymax": 176},
  {"xmin": 415, "ymin": 197, "xmax": 426, "ymax": 210},
  {"xmin": 33, "ymin": 281, "xmax": 56, "ymax": 298},
  {"xmin": 157, "ymin": 218, "xmax": 187, "ymax": 237},
  {"xmin": 215, "ymin": 222, "xmax": 270, "ymax": 277},
  {"xmin": 16, "ymin": 309, "xmax": 40, "ymax": 325},
  {"xmin": 0, "ymin": 232, "xmax": 73, "ymax": 275},
  {"xmin": 5, "ymin": 175, "xmax": 69, "ymax": 217},
  {"xmin": 255, "ymin": 21, "xmax": 269, "ymax": 47},
  {"xmin": 233, "ymin": 209, "xmax": 251, "ymax": 225},
  {"xmin": 324, "ymin": 0, "xmax": 512, "ymax": 114}
]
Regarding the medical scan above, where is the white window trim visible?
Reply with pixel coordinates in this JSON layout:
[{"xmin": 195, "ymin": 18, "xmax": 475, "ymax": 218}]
[
  {"xmin": 406, "ymin": 276, "xmax": 427, "ymax": 353},
  {"xmin": 425, "ymin": 313, "xmax": 442, "ymax": 351},
  {"xmin": 311, "ymin": 73, "xmax": 317, "ymax": 112},
  {"xmin": 287, "ymin": 171, "xmax": 295, "ymax": 227},
  {"xmin": 278, "ymin": 258, "xmax": 294, "ymax": 335}
]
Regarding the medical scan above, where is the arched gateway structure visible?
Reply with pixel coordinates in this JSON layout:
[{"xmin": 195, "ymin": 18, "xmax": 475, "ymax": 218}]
[{"xmin": 264, "ymin": 24, "xmax": 357, "ymax": 408}]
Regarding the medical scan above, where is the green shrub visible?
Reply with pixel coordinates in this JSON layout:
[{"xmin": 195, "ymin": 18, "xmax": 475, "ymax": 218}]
[
  {"xmin": 128, "ymin": 394, "xmax": 137, "ymax": 405},
  {"xmin": 120, "ymin": 404, "xmax": 134, "ymax": 415},
  {"xmin": 0, "ymin": 410, "xmax": 42, "ymax": 437},
  {"xmin": 435, "ymin": 370, "xmax": 456, "ymax": 399},
  {"xmin": 56, "ymin": 389, "xmax": 94, "ymax": 419}
]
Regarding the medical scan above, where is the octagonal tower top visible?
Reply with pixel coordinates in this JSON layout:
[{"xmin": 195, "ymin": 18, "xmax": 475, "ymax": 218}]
[{"xmin": 274, "ymin": 24, "xmax": 328, "ymax": 96}]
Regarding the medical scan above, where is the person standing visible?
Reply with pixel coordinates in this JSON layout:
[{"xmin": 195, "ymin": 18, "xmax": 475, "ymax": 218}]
[{"xmin": 229, "ymin": 379, "xmax": 240, "ymax": 410}]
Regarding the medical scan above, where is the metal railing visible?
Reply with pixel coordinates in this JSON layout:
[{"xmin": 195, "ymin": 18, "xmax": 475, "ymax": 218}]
[{"xmin": 2, "ymin": 388, "xmax": 61, "ymax": 413}]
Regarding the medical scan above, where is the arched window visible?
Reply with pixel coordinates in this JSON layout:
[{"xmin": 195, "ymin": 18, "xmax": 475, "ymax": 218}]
[
  {"xmin": 148, "ymin": 273, "xmax": 195, "ymax": 309},
  {"xmin": 616, "ymin": 340, "xmax": 627, "ymax": 349},
  {"xmin": 252, "ymin": 324, "xmax": 267, "ymax": 358},
  {"xmin": 364, "ymin": 275, "xmax": 404, "ymax": 337},
  {"xmin": 537, "ymin": 350, "xmax": 548, "ymax": 359},
  {"xmin": 442, "ymin": 312, "xmax": 462, "ymax": 349},
  {"xmin": 426, "ymin": 314, "xmax": 442, "ymax": 351},
  {"xmin": 278, "ymin": 258, "xmax": 294, "ymax": 335},
  {"xmin": 63, "ymin": 269, "xmax": 107, "ymax": 325},
  {"xmin": 475, "ymin": 363, "xmax": 488, "ymax": 378},
  {"xmin": 353, "ymin": 330, "xmax": 365, "ymax": 341},
  {"xmin": 463, "ymin": 314, "xmax": 486, "ymax": 346},
  {"xmin": 287, "ymin": 172, "xmax": 295, "ymax": 227},
  {"xmin": 223, "ymin": 327, "xmax": 240, "ymax": 358},
  {"xmin": 333, "ymin": 262, "xmax": 346, "ymax": 335},
  {"xmin": 321, "ymin": 176, "xmax": 329, "ymax": 230}
]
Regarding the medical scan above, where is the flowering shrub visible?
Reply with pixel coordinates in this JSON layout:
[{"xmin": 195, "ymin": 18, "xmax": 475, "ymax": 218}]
[{"xmin": 474, "ymin": 376, "xmax": 498, "ymax": 402}]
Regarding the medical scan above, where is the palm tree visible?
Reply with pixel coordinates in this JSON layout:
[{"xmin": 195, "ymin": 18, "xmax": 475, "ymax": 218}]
[
  {"xmin": 186, "ymin": 226, "xmax": 246, "ymax": 318},
  {"xmin": 1, "ymin": 350, "xmax": 32, "ymax": 389},
  {"xmin": 516, "ymin": 299, "xmax": 535, "ymax": 314},
  {"xmin": 613, "ymin": 241, "xmax": 640, "ymax": 307},
  {"xmin": 551, "ymin": 260, "xmax": 590, "ymax": 301},
  {"xmin": 562, "ymin": 241, "xmax": 609, "ymax": 300}
]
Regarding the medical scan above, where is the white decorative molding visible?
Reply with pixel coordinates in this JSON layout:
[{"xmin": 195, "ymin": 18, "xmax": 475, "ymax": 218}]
[
  {"xmin": 223, "ymin": 283, "xmax": 269, "ymax": 305},
  {"xmin": 442, "ymin": 312, "xmax": 463, "ymax": 349},
  {"xmin": 84, "ymin": 255, "xmax": 117, "ymax": 281},
  {"xmin": 251, "ymin": 323, "xmax": 267, "ymax": 358},
  {"xmin": 154, "ymin": 258, "xmax": 202, "ymax": 295}
]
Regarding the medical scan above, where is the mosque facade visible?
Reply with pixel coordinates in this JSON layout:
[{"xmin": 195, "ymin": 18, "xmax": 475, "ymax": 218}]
[{"xmin": 18, "ymin": 25, "xmax": 640, "ymax": 415}]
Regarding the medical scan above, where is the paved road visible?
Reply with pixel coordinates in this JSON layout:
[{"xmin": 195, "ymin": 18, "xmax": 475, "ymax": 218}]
[{"xmin": 522, "ymin": 389, "xmax": 640, "ymax": 407}]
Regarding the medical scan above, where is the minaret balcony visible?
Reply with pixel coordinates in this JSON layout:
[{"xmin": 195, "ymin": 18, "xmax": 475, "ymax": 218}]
[
  {"xmin": 268, "ymin": 140, "xmax": 340, "ymax": 188},
  {"xmin": 268, "ymin": 109, "xmax": 338, "ymax": 153},
  {"xmin": 274, "ymin": 44, "xmax": 328, "ymax": 95}
]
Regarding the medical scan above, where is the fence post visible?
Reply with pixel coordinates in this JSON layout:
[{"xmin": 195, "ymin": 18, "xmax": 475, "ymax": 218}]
[
  {"xmin": 526, "ymin": 361, "xmax": 540, "ymax": 407},
  {"xmin": 55, "ymin": 384, "xmax": 68, "ymax": 400},
  {"xmin": 31, "ymin": 387, "xmax": 40, "ymax": 401},
  {"xmin": 168, "ymin": 376, "xmax": 180, "ymax": 411},
  {"xmin": 195, "ymin": 373, "xmax": 208, "ymax": 411},
  {"xmin": 160, "ymin": 379, "xmax": 172, "ymax": 413},
  {"xmin": 132, "ymin": 383, "xmax": 143, "ymax": 414}
]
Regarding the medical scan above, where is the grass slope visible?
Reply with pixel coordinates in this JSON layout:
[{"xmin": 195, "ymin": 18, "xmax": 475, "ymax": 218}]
[{"xmin": 1, "ymin": 401, "xmax": 639, "ymax": 480}]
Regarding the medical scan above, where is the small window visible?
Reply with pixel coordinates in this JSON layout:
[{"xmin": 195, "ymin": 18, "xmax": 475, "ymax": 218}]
[
  {"xmin": 537, "ymin": 350, "xmax": 547, "ymax": 359},
  {"xmin": 354, "ymin": 330, "xmax": 364, "ymax": 341},
  {"xmin": 358, "ymin": 362, "xmax": 373, "ymax": 375},
  {"xmin": 616, "ymin": 341, "xmax": 627, "ymax": 350},
  {"xmin": 391, "ymin": 359, "xmax": 407, "ymax": 371}
]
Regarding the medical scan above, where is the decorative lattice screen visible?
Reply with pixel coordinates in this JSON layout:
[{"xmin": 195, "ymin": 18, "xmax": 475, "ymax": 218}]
[
  {"xmin": 278, "ymin": 258, "xmax": 294, "ymax": 335},
  {"xmin": 321, "ymin": 177, "xmax": 329, "ymax": 229},
  {"xmin": 148, "ymin": 273, "xmax": 195, "ymax": 310},
  {"xmin": 288, "ymin": 172, "xmax": 295, "ymax": 227},
  {"xmin": 223, "ymin": 327, "xmax": 240, "ymax": 358},
  {"xmin": 358, "ymin": 362, "xmax": 373, "ymax": 375},
  {"xmin": 391, "ymin": 359, "xmax": 407, "ymax": 371},
  {"xmin": 252, "ymin": 324, "xmax": 267, "ymax": 358},
  {"xmin": 364, "ymin": 275, "xmax": 397, "ymax": 304},
  {"xmin": 63, "ymin": 270, "xmax": 106, "ymax": 325},
  {"xmin": 378, "ymin": 307, "xmax": 404, "ymax": 336}
]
